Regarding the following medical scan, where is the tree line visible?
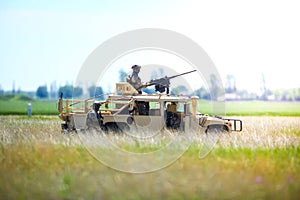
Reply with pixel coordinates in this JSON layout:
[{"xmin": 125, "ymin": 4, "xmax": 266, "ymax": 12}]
[
  {"xmin": 35, "ymin": 85, "xmax": 104, "ymax": 99},
  {"xmin": 1, "ymin": 70, "xmax": 299, "ymax": 101},
  {"xmin": 33, "ymin": 82, "xmax": 300, "ymax": 101}
]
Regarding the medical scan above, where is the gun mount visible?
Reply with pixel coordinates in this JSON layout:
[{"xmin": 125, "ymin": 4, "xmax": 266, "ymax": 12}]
[{"xmin": 138, "ymin": 70, "xmax": 196, "ymax": 94}]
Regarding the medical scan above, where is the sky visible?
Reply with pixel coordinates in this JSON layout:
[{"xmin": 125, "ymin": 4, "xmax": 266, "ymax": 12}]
[{"xmin": 0, "ymin": 0, "xmax": 300, "ymax": 94}]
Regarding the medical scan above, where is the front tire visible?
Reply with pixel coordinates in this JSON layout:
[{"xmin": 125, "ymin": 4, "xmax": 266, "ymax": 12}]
[{"xmin": 205, "ymin": 125, "xmax": 228, "ymax": 134}]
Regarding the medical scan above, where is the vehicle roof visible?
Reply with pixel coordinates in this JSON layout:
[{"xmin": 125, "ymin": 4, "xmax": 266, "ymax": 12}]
[{"xmin": 108, "ymin": 94, "xmax": 191, "ymax": 102}]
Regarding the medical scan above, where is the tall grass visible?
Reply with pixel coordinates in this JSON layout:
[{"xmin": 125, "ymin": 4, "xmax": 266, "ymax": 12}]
[
  {"xmin": 0, "ymin": 116, "xmax": 299, "ymax": 199},
  {"xmin": 217, "ymin": 116, "xmax": 300, "ymax": 149}
]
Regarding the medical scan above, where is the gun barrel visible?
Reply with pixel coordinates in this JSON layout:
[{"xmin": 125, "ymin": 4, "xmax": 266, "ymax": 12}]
[
  {"xmin": 168, "ymin": 69, "xmax": 197, "ymax": 79},
  {"xmin": 138, "ymin": 69, "xmax": 197, "ymax": 90}
]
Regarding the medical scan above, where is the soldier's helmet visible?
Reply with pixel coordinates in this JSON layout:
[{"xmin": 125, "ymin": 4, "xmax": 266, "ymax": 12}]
[{"xmin": 131, "ymin": 65, "xmax": 141, "ymax": 69}]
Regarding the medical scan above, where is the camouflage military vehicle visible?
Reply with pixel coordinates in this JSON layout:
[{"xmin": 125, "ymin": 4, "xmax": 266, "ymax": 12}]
[{"xmin": 57, "ymin": 72, "xmax": 242, "ymax": 134}]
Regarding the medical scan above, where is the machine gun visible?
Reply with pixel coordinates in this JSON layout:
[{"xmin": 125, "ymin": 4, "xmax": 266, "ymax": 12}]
[{"xmin": 138, "ymin": 70, "xmax": 196, "ymax": 94}]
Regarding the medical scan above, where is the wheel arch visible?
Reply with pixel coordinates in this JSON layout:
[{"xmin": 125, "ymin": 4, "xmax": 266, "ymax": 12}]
[{"xmin": 205, "ymin": 124, "xmax": 229, "ymax": 133}]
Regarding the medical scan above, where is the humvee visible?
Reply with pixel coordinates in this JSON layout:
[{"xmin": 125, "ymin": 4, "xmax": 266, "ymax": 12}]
[{"xmin": 57, "ymin": 81, "xmax": 242, "ymax": 134}]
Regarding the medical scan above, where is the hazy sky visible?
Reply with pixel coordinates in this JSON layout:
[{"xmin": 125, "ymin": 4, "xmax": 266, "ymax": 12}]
[{"xmin": 1, "ymin": 0, "xmax": 299, "ymax": 93}]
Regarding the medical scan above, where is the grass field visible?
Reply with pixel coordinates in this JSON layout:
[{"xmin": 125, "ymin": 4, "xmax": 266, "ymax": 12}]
[
  {"xmin": 0, "ymin": 116, "xmax": 299, "ymax": 199},
  {"xmin": 0, "ymin": 99, "xmax": 58, "ymax": 115},
  {"xmin": 1, "ymin": 98, "xmax": 300, "ymax": 116},
  {"xmin": 224, "ymin": 101, "xmax": 300, "ymax": 116},
  {"xmin": 197, "ymin": 100, "xmax": 300, "ymax": 116}
]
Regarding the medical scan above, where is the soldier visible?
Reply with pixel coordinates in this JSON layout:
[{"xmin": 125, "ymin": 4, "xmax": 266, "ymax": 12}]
[
  {"xmin": 126, "ymin": 65, "xmax": 142, "ymax": 94},
  {"xmin": 166, "ymin": 102, "xmax": 180, "ymax": 129},
  {"xmin": 167, "ymin": 102, "xmax": 178, "ymax": 113}
]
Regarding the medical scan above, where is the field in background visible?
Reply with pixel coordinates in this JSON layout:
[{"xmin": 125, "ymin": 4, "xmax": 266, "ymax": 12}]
[
  {"xmin": 198, "ymin": 100, "xmax": 300, "ymax": 116},
  {"xmin": 1, "ymin": 98, "xmax": 300, "ymax": 116},
  {"xmin": 0, "ymin": 99, "xmax": 57, "ymax": 115},
  {"xmin": 0, "ymin": 116, "xmax": 299, "ymax": 199}
]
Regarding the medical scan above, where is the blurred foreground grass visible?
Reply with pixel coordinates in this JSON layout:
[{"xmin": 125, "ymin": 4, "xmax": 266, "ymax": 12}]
[{"xmin": 0, "ymin": 116, "xmax": 300, "ymax": 199}]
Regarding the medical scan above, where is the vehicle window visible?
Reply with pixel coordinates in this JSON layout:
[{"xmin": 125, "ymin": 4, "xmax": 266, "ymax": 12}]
[
  {"xmin": 149, "ymin": 102, "xmax": 160, "ymax": 116},
  {"xmin": 136, "ymin": 101, "xmax": 149, "ymax": 115},
  {"xmin": 176, "ymin": 102, "xmax": 184, "ymax": 112}
]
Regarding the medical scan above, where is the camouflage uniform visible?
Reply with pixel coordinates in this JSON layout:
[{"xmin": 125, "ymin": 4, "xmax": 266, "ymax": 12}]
[{"xmin": 126, "ymin": 65, "xmax": 142, "ymax": 93}]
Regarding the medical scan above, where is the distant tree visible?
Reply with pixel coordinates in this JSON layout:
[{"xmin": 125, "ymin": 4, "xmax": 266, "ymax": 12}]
[
  {"xmin": 58, "ymin": 85, "xmax": 72, "ymax": 98},
  {"xmin": 36, "ymin": 85, "xmax": 48, "ymax": 98},
  {"xmin": 0, "ymin": 85, "xmax": 4, "ymax": 95},
  {"xmin": 73, "ymin": 87, "xmax": 83, "ymax": 97},
  {"xmin": 236, "ymin": 89, "xmax": 257, "ymax": 100},
  {"xmin": 273, "ymin": 89, "xmax": 281, "ymax": 101},
  {"xmin": 50, "ymin": 81, "xmax": 57, "ymax": 99},
  {"xmin": 88, "ymin": 85, "xmax": 104, "ymax": 99},
  {"xmin": 260, "ymin": 74, "xmax": 268, "ymax": 100},
  {"xmin": 17, "ymin": 87, "xmax": 21, "ymax": 94},
  {"xmin": 225, "ymin": 75, "xmax": 237, "ymax": 93},
  {"xmin": 192, "ymin": 87, "xmax": 211, "ymax": 100},
  {"xmin": 171, "ymin": 85, "xmax": 189, "ymax": 95},
  {"xmin": 12, "ymin": 81, "xmax": 15, "ymax": 95},
  {"xmin": 209, "ymin": 74, "xmax": 223, "ymax": 100},
  {"xmin": 88, "ymin": 85, "xmax": 96, "ymax": 97},
  {"xmin": 58, "ymin": 85, "xmax": 83, "ymax": 98},
  {"xmin": 273, "ymin": 88, "xmax": 300, "ymax": 101},
  {"xmin": 295, "ymin": 88, "xmax": 300, "ymax": 101},
  {"xmin": 119, "ymin": 69, "xmax": 127, "ymax": 82}
]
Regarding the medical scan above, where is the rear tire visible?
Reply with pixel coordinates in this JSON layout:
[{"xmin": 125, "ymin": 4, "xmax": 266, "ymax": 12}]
[{"xmin": 104, "ymin": 122, "xmax": 129, "ymax": 133}]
